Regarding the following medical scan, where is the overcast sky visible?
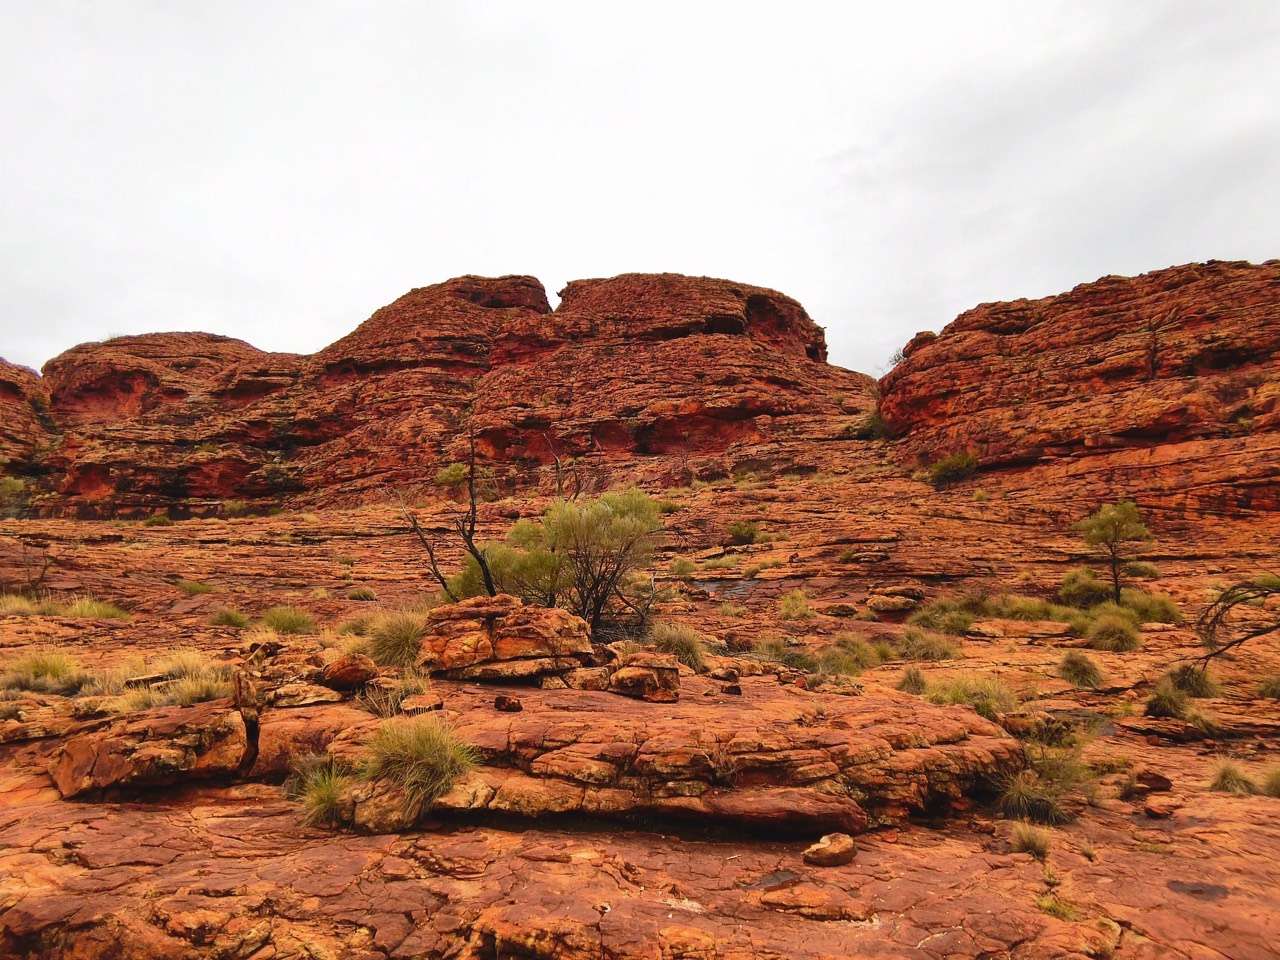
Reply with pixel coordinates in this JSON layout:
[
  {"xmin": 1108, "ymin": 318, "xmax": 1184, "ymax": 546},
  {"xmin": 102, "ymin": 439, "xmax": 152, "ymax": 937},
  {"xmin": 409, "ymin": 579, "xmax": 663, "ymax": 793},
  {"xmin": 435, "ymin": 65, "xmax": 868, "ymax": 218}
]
[{"xmin": 2, "ymin": 2, "xmax": 1278, "ymax": 375}]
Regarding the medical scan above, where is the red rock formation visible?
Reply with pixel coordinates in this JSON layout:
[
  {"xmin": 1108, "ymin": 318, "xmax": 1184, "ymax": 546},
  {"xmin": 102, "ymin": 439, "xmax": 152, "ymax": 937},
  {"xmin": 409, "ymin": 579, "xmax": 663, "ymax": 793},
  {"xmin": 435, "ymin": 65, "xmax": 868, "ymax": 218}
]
[
  {"xmin": 6, "ymin": 273, "xmax": 867, "ymax": 517},
  {"xmin": 879, "ymin": 260, "xmax": 1280, "ymax": 512},
  {"xmin": 0, "ymin": 360, "xmax": 50, "ymax": 471}
]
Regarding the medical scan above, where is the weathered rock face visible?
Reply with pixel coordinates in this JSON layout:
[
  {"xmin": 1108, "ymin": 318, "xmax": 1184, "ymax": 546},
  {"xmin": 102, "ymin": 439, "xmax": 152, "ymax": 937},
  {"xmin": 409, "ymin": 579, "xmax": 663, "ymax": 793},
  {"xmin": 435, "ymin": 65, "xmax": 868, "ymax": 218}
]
[
  {"xmin": 50, "ymin": 700, "xmax": 248, "ymax": 798},
  {"xmin": 4, "ymin": 273, "xmax": 867, "ymax": 517},
  {"xmin": 880, "ymin": 260, "xmax": 1280, "ymax": 513},
  {"xmin": 0, "ymin": 360, "xmax": 49, "ymax": 472},
  {"xmin": 417, "ymin": 594, "xmax": 594, "ymax": 680}
]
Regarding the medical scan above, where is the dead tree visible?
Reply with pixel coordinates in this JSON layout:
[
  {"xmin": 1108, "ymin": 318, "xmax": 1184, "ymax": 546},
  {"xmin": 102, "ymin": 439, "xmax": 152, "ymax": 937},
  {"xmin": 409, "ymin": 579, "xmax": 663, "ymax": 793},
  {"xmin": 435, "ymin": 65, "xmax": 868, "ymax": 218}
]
[
  {"xmin": 1193, "ymin": 576, "xmax": 1280, "ymax": 669},
  {"xmin": 394, "ymin": 432, "xmax": 497, "ymax": 601}
]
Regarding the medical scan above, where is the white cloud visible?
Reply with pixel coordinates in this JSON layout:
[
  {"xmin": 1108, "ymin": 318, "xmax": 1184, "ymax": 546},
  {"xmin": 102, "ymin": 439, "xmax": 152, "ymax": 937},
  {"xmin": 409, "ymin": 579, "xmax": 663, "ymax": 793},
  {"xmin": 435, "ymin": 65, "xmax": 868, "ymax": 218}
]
[{"xmin": 2, "ymin": 1, "xmax": 1277, "ymax": 373}]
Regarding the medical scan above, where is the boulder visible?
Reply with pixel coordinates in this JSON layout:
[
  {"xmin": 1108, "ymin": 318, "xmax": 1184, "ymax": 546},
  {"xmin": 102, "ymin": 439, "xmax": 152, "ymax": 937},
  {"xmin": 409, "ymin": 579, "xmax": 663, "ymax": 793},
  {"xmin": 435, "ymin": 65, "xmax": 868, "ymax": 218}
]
[
  {"xmin": 803, "ymin": 833, "xmax": 857, "ymax": 866},
  {"xmin": 608, "ymin": 653, "xmax": 681, "ymax": 702},
  {"xmin": 416, "ymin": 594, "xmax": 593, "ymax": 680},
  {"xmin": 51, "ymin": 700, "xmax": 248, "ymax": 798},
  {"xmin": 320, "ymin": 653, "xmax": 378, "ymax": 690}
]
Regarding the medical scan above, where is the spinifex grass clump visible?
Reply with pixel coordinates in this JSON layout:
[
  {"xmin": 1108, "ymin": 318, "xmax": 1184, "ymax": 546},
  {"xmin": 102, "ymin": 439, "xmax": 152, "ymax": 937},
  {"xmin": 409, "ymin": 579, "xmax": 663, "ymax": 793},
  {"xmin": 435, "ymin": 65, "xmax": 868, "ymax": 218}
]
[
  {"xmin": 648, "ymin": 621, "xmax": 707, "ymax": 672},
  {"xmin": 999, "ymin": 745, "xmax": 1095, "ymax": 825},
  {"xmin": 1086, "ymin": 613, "xmax": 1141, "ymax": 652},
  {"xmin": 259, "ymin": 605, "xmax": 316, "ymax": 635},
  {"xmin": 1208, "ymin": 759, "xmax": 1257, "ymax": 795},
  {"xmin": 0, "ymin": 649, "xmax": 90, "ymax": 694},
  {"xmin": 1167, "ymin": 664, "xmax": 1219, "ymax": 698},
  {"xmin": 1057, "ymin": 651, "xmax": 1104, "ymax": 689},
  {"xmin": 369, "ymin": 613, "xmax": 429, "ymax": 668},
  {"xmin": 898, "ymin": 627, "xmax": 960, "ymax": 661},
  {"xmin": 925, "ymin": 673, "xmax": 1017, "ymax": 720},
  {"xmin": 361, "ymin": 716, "xmax": 477, "ymax": 817},
  {"xmin": 1145, "ymin": 678, "xmax": 1188, "ymax": 719},
  {"xmin": 1010, "ymin": 822, "xmax": 1051, "ymax": 860},
  {"xmin": 209, "ymin": 608, "xmax": 249, "ymax": 627},
  {"xmin": 896, "ymin": 666, "xmax": 927, "ymax": 694},
  {"xmin": 778, "ymin": 589, "xmax": 812, "ymax": 621}
]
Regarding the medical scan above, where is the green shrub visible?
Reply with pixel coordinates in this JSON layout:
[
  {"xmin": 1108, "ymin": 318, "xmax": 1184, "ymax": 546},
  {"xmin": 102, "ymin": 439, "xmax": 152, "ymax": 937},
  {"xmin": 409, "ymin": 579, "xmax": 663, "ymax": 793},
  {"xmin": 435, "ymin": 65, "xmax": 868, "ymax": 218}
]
[
  {"xmin": 369, "ymin": 613, "xmax": 428, "ymax": 668},
  {"xmin": 926, "ymin": 673, "xmax": 1017, "ymax": 719},
  {"xmin": 347, "ymin": 586, "xmax": 377, "ymax": 602},
  {"xmin": 1167, "ymin": 664, "xmax": 1219, "ymax": 698},
  {"xmin": 1123, "ymin": 561, "xmax": 1160, "ymax": 579},
  {"xmin": 725, "ymin": 521, "xmax": 761, "ymax": 545},
  {"xmin": 752, "ymin": 637, "xmax": 817, "ymax": 672},
  {"xmin": 176, "ymin": 580, "xmax": 215, "ymax": 596},
  {"xmin": 908, "ymin": 599, "xmax": 974, "ymax": 636},
  {"xmin": 288, "ymin": 755, "xmax": 353, "ymax": 827},
  {"xmin": 1086, "ymin": 613, "xmax": 1140, "ymax": 652},
  {"xmin": 701, "ymin": 555, "xmax": 738, "ymax": 571},
  {"xmin": 1145, "ymin": 678, "xmax": 1188, "ymax": 719},
  {"xmin": 61, "ymin": 597, "xmax": 129, "ymax": 620},
  {"xmin": 1010, "ymin": 822, "xmax": 1051, "ymax": 860},
  {"xmin": 1258, "ymin": 676, "xmax": 1280, "ymax": 700},
  {"xmin": 0, "ymin": 649, "xmax": 89, "ymax": 694},
  {"xmin": 896, "ymin": 666, "xmax": 927, "ymax": 694},
  {"xmin": 142, "ymin": 514, "xmax": 173, "ymax": 527},
  {"xmin": 830, "ymin": 635, "xmax": 884, "ymax": 671},
  {"xmin": 669, "ymin": 557, "xmax": 696, "ymax": 579},
  {"xmin": 778, "ymin": 589, "xmax": 812, "ymax": 621},
  {"xmin": 1120, "ymin": 588, "xmax": 1181, "ymax": 624},
  {"xmin": 1036, "ymin": 895, "xmax": 1080, "ymax": 921},
  {"xmin": 1208, "ymin": 759, "xmax": 1257, "ymax": 795},
  {"xmin": 209, "ymin": 608, "xmax": 249, "ymax": 628},
  {"xmin": 898, "ymin": 627, "xmax": 960, "ymax": 661},
  {"xmin": 360, "ymin": 716, "xmax": 477, "ymax": 817},
  {"xmin": 926, "ymin": 451, "xmax": 978, "ymax": 488},
  {"xmin": 1059, "ymin": 567, "xmax": 1112, "ymax": 608},
  {"xmin": 648, "ymin": 622, "xmax": 707, "ymax": 672},
  {"xmin": 1057, "ymin": 651, "xmax": 1103, "ymax": 689},
  {"xmin": 433, "ymin": 463, "xmax": 468, "ymax": 487},
  {"xmin": 260, "ymin": 605, "xmax": 316, "ymax": 635}
]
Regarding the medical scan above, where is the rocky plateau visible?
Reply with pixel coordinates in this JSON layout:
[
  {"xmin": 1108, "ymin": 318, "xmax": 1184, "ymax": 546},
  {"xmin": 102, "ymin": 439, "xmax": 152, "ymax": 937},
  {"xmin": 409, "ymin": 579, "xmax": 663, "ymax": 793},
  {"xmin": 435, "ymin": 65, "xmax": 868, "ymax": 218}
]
[{"xmin": 1, "ymin": 262, "xmax": 1279, "ymax": 959}]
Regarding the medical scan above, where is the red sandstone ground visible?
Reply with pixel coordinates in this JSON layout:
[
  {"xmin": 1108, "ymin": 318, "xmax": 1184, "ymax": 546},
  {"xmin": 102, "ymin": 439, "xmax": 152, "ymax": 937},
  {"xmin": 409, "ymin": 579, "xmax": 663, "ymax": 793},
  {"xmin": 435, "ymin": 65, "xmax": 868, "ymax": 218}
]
[{"xmin": 1, "ymin": 263, "xmax": 1279, "ymax": 959}]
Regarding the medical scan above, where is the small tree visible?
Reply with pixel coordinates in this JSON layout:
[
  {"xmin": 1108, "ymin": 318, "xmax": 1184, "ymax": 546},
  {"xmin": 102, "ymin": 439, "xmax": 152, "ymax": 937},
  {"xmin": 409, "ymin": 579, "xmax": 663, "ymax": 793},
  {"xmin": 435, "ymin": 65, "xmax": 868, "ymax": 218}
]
[
  {"xmin": 1195, "ymin": 574, "xmax": 1280, "ymax": 667},
  {"xmin": 448, "ymin": 489, "xmax": 663, "ymax": 637},
  {"xmin": 1074, "ymin": 501, "xmax": 1152, "ymax": 603}
]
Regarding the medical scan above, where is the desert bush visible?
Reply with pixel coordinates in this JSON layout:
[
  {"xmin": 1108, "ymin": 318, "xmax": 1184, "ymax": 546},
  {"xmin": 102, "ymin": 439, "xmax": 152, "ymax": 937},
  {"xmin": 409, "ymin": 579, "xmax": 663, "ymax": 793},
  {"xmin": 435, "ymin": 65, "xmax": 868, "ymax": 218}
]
[
  {"xmin": 725, "ymin": 521, "xmax": 761, "ymax": 545},
  {"xmin": 1208, "ymin": 759, "xmax": 1257, "ymax": 795},
  {"xmin": 176, "ymin": 580, "xmax": 215, "ymax": 596},
  {"xmin": 844, "ymin": 410, "xmax": 887, "ymax": 440},
  {"xmin": 0, "ymin": 594, "xmax": 37, "ymax": 617},
  {"xmin": 360, "ymin": 716, "xmax": 477, "ymax": 817},
  {"xmin": 369, "ymin": 613, "xmax": 428, "ymax": 668},
  {"xmin": 1258, "ymin": 676, "xmax": 1280, "ymax": 700},
  {"xmin": 1057, "ymin": 651, "xmax": 1104, "ymax": 689},
  {"xmin": 59, "ymin": 597, "xmax": 129, "ymax": 619},
  {"xmin": 648, "ymin": 622, "xmax": 707, "ymax": 672},
  {"xmin": 1010, "ymin": 822, "xmax": 1051, "ymax": 860},
  {"xmin": 1145, "ymin": 678, "xmax": 1188, "ymax": 719},
  {"xmin": 1086, "ymin": 613, "xmax": 1141, "ymax": 652},
  {"xmin": 718, "ymin": 602, "xmax": 747, "ymax": 617},
  {"xmin": 222, "ymin": 499, "xmax": 253, "ymax": 517},
  {"xmin": 898, "ymin": 627, "xmax": 960, "ymax": 661},
  {"xmin": 1261, "ymin": 767, "xmax": 1280, "ymax": 798},
  {"xmin": 926, "ymin": 451, "xmax": 978, "ymax": 487},
  {"xmin": 752, "ymin": 637, "xmax": 817, "ymax": 672},
  {"xmin": 1123, "ymin": 561, "xmax": 1160, "ymax": 579},
  {"xmin": 209, "ymin": 608, "xmax": 249, "ymax": 628},
  {"xmin": 896, "ymin": 666, "xmax": 927, "ymax": 694},
  {"xmin": 338, "ymin": 615, "xmax": 372, "ymax": 637},
  {"xmin": 1167, "ymin": 664, "xmax": 1219, "ymax": 698},
  {"xmin": 668, "ymin": 557, "xmax": 696, "ymax": 579},
  {"xmin": 925, "ymin": 673, "xmax": 1017, "ymax": 720},
  {"xmin": 830, "ymin": 635, "xmax": 884, "ymax": 671},
  {"xmin": 1120, "ymin": 588, "xmax": 1181, "ymax": 624},
  {"xmin": 999, "ymin": 745, "xmax": 1094, "ymax": 824},
  {"xmin": 259, "ymin": 605, "xmax": 316, "ymax": 635},
  {"xmin": 347, "ymin": 586, "xmax": 377, "ymax": 601},
  {"xmin": 1036, "ymin": 895, "xmax": 1080, "ymax": 921},
  {"xmin": 0, "ymin": 476, "xmax": 28, "ymax": 518},
  {"xmin": 1059, "ymin": 567, "xmax": 1112, "ymax": 608},
  {"xmin": 701, "ymin": 555, "xmax": 738, "ymax": 571},
  {"xmin": 434, "ymin": 462, "xmax": 468, "ymax": 487},
  {"xmin": 286, "ymin": 754, "xmax": 354, "ymax": 826},
  {"xmin": 0, "ymin": 649, "xmax": 89, "ymax": 694},
  {"xmin": 908, "ymin": 598, "xmax": 975, "ymax": 635},
  {"xmin": 142, "ymin": 514, "xmax": 173, "ymax": 527},
  {"xmin": 779, "ymin": 589, "xmax": 812, "ymax": 621}
]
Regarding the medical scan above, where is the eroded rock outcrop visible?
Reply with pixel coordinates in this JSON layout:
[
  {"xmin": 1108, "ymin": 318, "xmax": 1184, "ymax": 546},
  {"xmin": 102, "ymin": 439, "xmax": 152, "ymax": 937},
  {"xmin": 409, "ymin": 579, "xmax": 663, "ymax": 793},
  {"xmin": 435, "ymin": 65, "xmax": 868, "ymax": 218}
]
[{"xmin": 880, "ymin": 260, "xmax": 1280, "ymax": 512}]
